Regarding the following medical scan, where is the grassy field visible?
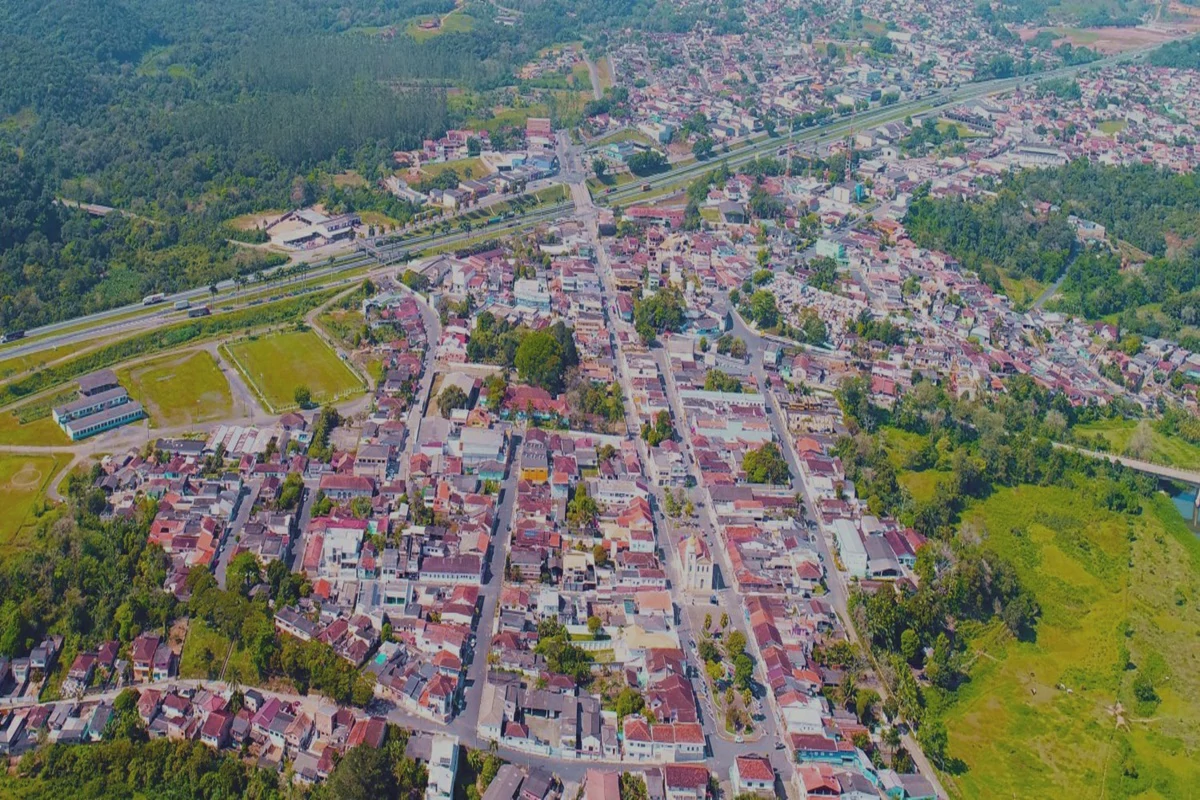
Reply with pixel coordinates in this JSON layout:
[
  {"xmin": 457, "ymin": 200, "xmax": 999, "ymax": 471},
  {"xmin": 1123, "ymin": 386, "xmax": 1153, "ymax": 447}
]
[
  {"xmin": 418, "ymin": 156, "xmax": 487, "ymax": 181},
  {"xmin": 406, "ymin": 10, "xmax": 475, "ymax": 41},
  {"xmin": 0, "ymin": 454, "xmax": 67, "ymax": 558},
  {"xmin": 467, "ymin": 102, "xmax": 550, "ymax": 132},
  {"xmin": 0, "ymin": 413, "xmax": 70, "ymax": 447},
  {"xmin": 898, "ymin": 469, "xmax": 952, "ymax": 503},
  {"xmin": 999, "ymin": 273, "xmax": 1047, "ymax": 308},
  {"xmin": 357, "ymin": 210, "xmax": 405, "ymax": 230},
  {"xmin": 179, "ymin": 618, "xmax": 258, "ymax": 684},
  {"xmin": 1097, "ymin": 119, "xmax": 1127, "ymax": 135},
  {"xmin": 589, "ymin": 128, "xmax": 656, "ymax": 149},
  {"xmin": 596, "ymin": 56, "xmax": 614, "ymax": 91},
  {"xmin": 1074, "ymin": 418, "xmax": 1200, "ymax": 471},
  {"xmin": 117, "ymin": 350, "xmax": 232, "ymax": 429},
  {"xmin": 316, "ymin": 308, "xmax": 366, "ymax": 348},
  {"xmin": 938, "ymin": 486, "xmax": 1200, "ymax": 798},
  {"xmin": 225, "ymin": 329, "xmax": 364, "ymax": 411}
]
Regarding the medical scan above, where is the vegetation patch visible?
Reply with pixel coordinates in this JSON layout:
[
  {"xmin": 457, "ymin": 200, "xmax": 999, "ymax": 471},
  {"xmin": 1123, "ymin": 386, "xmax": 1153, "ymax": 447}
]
[
  {"xmin": 938, "ymin": 488, "xmax": 1200, "ymax": 798},
  {"xmin": 179, "ymin": 618, "xmax": 257, "ymax": 683}
]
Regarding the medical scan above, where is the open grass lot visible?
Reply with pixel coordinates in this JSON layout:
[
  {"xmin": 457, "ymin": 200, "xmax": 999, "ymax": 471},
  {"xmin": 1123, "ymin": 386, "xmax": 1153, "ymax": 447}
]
[
  {"xmin": 0, "ymin": 454, "xmax": 67, "ymax": 558},
  {"xmin": 938, "ymin": 486, "xmax": 1200, "ymax": 798},
  {"xmin": 898, "ymin": 469, "xmax": 952, "ymax": 503},
  {"xmin": 467, "ymin": 102, "xmax": 550, "ymax": 132},
  {"xmin": 317, "ymin": 308, "xmax": 366, "ymax": 348},
  {"xmin": 179, "ymin": 618, "xmax": 258, "ymax": 684},
  {"xmin": 405, "ymin": 10, "xmax": 475, "ymax": 41},
  {"xmin": 999, "ymin": 273, "xmax": 1047, "ymax": 308},
  {"xmin": 417, "ymin": 156, "xmax": 487, "ymax": 181},
  {"xmin": 1097, "ymin": 119, "xmax": 1128, "ymax": 135},
  {"xmin": 0, "ymin": 413, "xmax": 69, "ymax": 447},
  {"xmin": 596, "ymin": 56, "xmax": 614, "ymax": 91},
  {"xmin": 1074, "ymin": 418, "xmax": 1200, "ymax": 471},
  {"xmin": 117, "ymin": 350, "xmax": 232, "ymax": 429},
  {"xmin": 225, "ymin": 329, "xmax": 364, "ymax": 411}
]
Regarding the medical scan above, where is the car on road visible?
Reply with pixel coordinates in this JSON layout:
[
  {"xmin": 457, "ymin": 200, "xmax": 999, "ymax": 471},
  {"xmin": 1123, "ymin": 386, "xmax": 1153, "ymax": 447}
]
[
  {"xmin": 775, "ymin": 740, "xmax": 786, "ymax": 750},
  {"xmin": 710, "ymin": 595, "xmax": 718, "ymax": 604},
  {"xmin": 734, "ymin": 734, "xmax": 744, "ymax": 743}
]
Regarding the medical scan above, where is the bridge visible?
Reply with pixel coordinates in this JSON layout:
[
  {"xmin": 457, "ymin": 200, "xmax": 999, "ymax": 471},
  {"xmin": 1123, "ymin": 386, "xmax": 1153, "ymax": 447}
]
[{"xmin": 1053, "ymin": 442, "xmax": 1200, "ymax": 520}]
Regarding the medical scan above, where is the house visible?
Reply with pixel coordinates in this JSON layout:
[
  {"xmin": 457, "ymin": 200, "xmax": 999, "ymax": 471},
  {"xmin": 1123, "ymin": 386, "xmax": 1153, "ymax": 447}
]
[
  {"xmin": 319, "ymin": 474, "xmax": 375, "ymax": 500},
  {"xmin": 663, "ymin": 765, "xmax": 709, "ymax": 800},
  {"xmin": 584, "ymin": 770, "xmax": 620, "ymax": 800},
  {"xmin": 131, "ymin": 633, "xmax": 161, "ymax": 683},
  {"xmin": 483, "ymin": 765, "xmax": 525, "ymax": 800},
  {"xmin": 520, "ymin": 440, "xmax": 549, "ymax": 483},
  {"xmin": 200, "ymin": 711, "xmax": 232, "ymax": 749},
  {"xmin": 424, "ymin": 733, "xmax": 460, "ymax": 800},
  {"xmin": 730, "ymin": 755, "xmax": 774, "ymax": 796}
]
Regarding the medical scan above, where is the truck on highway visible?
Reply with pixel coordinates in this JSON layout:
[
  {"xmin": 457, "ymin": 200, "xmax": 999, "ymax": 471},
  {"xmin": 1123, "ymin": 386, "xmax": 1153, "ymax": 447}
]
[
  {"xmin": 174, "ymin": 299, "xmax": 190, "ymax": 311},
  {"xmin": 142, "ymin": 293, "xmax": 166, "ymax": 306},
  {"xmin": 0, "ymin": 331, "xmax": 25, "ymax": 343},
  {"xmin": 187, "ymin": 305, "xmax": 211, "ymax": 318}
]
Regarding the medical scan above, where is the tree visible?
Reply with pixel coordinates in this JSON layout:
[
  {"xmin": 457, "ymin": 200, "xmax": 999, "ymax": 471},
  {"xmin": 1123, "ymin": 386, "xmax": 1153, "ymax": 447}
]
[
  {"xmin": 323, "ymin": 742, "xmax": 394, "ymax": 800},
  {"xmin": 743, "ymin": 289, "xmax": 779, "ymax": 328},
  {"xmin": 293, "ymin": 385, "xmax": 312, "ymax": 408},
  {"xmin": 515, "ymin": 330, "xmax": 566, "ymax": 393},
  {"xmin": 587, "ymin": 616, "xmax": 603, "ymax": 636},
  {"xmin": 568, "ymin": 484, "xmax": 601, "ymax": 531},
  {"xmin": 615, "ymin": 687, "xmax": 645, "ymax": 719},
  {"xmin": 592, "ymin": 158, "xmax": 607, "ymax": 180},
  {"xmin": 627, "ymin": 150, "xmax": 668, "ymax": 176},
  {"xmin": 726, "ymin": 629, "xmax": 746, "ymax": 659},
  {"xmin": 641, "ymin": 409, "xmax": 675, "ymax": 446},
  {"xmin": 226, "ymin": 552, "xmax": 262, "ymax": 597},
  {"xmin": 900, "ymin": 628, "xmax": 921, "ymax": 665},
  {"xmin": 917, "ymin": 719, "xmax": 949, "ymax": 768},
  {"xmin": 743, "ymin": 442, "xmax": 790, "ymax": 484},
  {"xmin": 437, "ymin": 385, "xmax": 469, "ymax": 417},
  {"xmin": 734, "ymin": 653, "xmax": 754, "ymax": 689}
]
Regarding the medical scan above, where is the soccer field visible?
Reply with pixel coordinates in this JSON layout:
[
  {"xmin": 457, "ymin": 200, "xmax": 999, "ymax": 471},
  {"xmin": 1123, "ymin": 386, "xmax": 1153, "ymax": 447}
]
[{"xmin": 224, "ymin": 330, "xmax": 364, "ymax": 411}]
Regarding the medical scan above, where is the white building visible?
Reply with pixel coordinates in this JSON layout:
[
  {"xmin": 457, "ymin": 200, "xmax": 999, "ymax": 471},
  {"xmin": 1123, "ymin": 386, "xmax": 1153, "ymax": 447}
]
[{"xmin": 425, "ymin": 733, "xmax": 460, "ymax": 800}]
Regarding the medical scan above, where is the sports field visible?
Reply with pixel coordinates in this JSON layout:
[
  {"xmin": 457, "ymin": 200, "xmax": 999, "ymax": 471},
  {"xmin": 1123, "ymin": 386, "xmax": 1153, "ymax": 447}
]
[
  {"xmin": 0, "ymin": 454, "xmax": 67, "ymax": 557},
  {"xmin": 938, "ymin": 486, "xmax": 1200, "ymax": 797},
  {"xmin": 224, "ymin": 330, "xmax": 364, "ymax": 411},
  {"xmin": 117, "ymin": 350, "xmax": 232, "ymax": 428}
]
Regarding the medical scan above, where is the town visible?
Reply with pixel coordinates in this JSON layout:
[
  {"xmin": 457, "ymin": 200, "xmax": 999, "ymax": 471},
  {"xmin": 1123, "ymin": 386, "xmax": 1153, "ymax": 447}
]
[{"xmin": 3, "ymin": 0, "xmax": 1200, "ymax": 799}]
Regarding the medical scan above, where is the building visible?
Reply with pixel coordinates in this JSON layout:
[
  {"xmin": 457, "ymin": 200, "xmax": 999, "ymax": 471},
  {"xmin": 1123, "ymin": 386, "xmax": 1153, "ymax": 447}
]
[
  {"xmin": 425, "ymin": 733, "xmax": 460, "ymax": 800},
  {"xmin": 681, "ymin": 535, "xmax": 714, "ymax": 591},
  {"xmin": 730, "ymin": 755, "xmax": 774, "ymax": 796},
  {"xmin": 519, "ymin": 440, "xmax": 549, "ymax": 483},
  {"xmin": 54, "ymin": 371, "xmax": 146, "ymax": 440}
]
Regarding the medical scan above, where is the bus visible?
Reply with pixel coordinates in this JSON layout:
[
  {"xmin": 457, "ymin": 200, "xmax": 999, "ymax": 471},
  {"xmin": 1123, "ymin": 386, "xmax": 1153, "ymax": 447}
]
[{"xmin": 142, "ymin": 293, "xmax": 166, "ymax": 306}]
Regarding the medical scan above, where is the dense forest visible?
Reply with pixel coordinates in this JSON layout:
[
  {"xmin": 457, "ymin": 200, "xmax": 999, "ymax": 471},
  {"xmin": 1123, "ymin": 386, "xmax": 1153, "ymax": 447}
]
[{"xmin": 905, "ymin": 162, "xmax": 1200, "ymax": 344}]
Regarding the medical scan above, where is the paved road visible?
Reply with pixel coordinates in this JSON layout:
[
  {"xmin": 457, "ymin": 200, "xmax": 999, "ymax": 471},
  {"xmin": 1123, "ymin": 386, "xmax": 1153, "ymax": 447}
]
[{"xmin": 565, "ymin": 157, "xmax": 797, "ymax": 784}]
